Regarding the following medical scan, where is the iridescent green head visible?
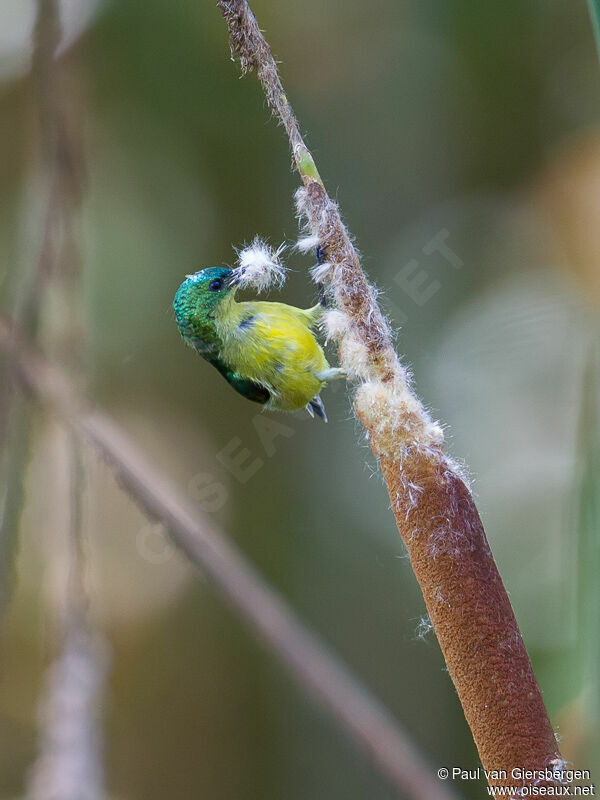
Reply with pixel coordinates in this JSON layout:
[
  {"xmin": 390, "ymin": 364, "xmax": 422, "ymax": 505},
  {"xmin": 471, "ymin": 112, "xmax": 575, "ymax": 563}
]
[{"xmin": 173, "ymin": 266, "xmax": 234, "ymax": 350}]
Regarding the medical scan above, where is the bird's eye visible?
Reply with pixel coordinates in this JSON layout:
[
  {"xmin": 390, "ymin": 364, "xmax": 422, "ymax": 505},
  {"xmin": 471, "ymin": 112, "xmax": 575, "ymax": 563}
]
[{"xmin": 209, "ymin": 278, "xmax": 223, "ymax": 292}]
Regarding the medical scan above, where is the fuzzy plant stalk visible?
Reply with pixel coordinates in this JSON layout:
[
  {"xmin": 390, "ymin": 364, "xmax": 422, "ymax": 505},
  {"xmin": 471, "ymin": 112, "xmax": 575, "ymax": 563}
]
[{"xmin": 216, "ymin": 0, "xmax": 565, "ymax": 790}]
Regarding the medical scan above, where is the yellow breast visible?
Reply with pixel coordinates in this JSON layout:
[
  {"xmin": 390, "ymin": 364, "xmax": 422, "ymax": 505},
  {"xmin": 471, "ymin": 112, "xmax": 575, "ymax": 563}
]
[{"xmin": 215, "ymin": 299, "xmax": 330, "ymax": 411}]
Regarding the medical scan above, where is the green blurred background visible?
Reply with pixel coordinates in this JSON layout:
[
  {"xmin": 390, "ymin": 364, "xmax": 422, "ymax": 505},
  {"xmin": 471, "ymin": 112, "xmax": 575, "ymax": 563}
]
[{"xmin": 0, "ymin": 0, "xmax": 599, "ymax": 797}]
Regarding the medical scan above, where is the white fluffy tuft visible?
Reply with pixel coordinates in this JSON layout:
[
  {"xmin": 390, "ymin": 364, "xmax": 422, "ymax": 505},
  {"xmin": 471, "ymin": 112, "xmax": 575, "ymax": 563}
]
[
  {"xmin": 339, "ymin": 330, "xmax": 371, "ymax": 380},
  {"xmin": 296, "ymin": 182, "xmax": 449, "ymax": 460},
  {"xmin": 323, "ymin": 309, "xmax": 350, "ymax": 343},
  {"xmin": 295, "ymin": 234, "xmax": 320, "ymax": 253},
  {"xmin": 415, "ymin": 615, "xmax": 433, "ymax": 641},
  {"xmin": 354, "ymin": 378, "xmax": 445, "ymax": 458},
  {"xmin": 231, "ymin": 237, "xmax": 287, "ymax": 292},
  {"xmin": 310, "ymin": 262, "xmax": 332, "ymax": 283}
]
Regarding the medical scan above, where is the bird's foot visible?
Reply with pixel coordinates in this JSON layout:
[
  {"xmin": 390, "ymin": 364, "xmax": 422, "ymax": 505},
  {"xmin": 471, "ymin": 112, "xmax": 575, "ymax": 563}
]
[
  {"xmin": 314, "ymin": 367, "xmax": 346, "ymax": 382},
  {"xmin": 306, "ymin": 396, "xmax": 328, "ymax": 422}
]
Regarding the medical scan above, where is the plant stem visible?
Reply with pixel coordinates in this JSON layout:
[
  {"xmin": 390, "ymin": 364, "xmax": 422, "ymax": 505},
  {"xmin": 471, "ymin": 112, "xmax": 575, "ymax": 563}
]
[{"xmin": 215, "ymin": 0, "xmax": 565, "ymax": 789}]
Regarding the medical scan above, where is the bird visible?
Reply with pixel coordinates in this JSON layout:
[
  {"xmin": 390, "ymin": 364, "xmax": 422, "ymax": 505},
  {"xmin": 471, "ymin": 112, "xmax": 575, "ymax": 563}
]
[{"xmin": 173, "ymin": 244, "xmax": 344, "ymax": 421}]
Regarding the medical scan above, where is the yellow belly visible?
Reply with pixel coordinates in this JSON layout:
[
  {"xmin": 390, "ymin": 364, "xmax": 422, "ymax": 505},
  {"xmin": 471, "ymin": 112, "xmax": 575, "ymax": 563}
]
[{"xmin": 217, "ymin": 300, "xmax": 329, "ymax": 411}]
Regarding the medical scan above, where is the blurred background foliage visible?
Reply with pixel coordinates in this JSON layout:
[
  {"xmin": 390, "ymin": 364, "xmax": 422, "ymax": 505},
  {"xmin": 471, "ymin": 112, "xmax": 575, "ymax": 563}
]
[{"xmin": 0, "ymin": 0, "xmax": 599, "ymax": 797}]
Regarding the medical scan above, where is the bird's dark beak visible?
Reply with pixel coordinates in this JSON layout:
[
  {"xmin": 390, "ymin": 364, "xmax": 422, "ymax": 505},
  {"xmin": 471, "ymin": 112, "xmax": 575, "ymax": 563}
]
[{"xmin": 225, "ymin": 269, "xmax": 241, "ymax": 288}]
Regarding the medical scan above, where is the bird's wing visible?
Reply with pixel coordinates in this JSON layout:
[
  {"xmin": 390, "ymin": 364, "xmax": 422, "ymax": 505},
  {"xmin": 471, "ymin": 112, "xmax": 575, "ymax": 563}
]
[
  {"xmin": 223, "ymin": 302, "xmax": 329, "ymax": 382},
  {"xmin": 300, "ymin": 304, "xmax": 323, "ymax": 329},
  {"xmin": 248, "ymin": 301, "xmax": 322, "ymax": 329},
  {"xmin": 208, "ymin": 356, "xmax": 271, "ymax": 405}
]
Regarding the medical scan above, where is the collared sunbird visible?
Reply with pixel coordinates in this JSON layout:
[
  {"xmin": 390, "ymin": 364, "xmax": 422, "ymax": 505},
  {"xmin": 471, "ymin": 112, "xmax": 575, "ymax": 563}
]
[{"xmin": 173, "ymin": 265, "xmax": 344, "ymax": 421}]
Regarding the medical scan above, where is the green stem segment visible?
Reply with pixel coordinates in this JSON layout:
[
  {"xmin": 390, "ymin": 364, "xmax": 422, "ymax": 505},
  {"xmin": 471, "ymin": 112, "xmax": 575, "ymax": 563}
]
[{"xmin": 296, "ymin": 146, "xmax": 323, "ymax": 186}]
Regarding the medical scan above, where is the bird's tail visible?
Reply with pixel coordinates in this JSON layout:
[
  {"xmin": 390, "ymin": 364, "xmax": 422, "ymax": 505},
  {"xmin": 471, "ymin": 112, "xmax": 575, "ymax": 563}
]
[
  {"xmin": 306, "ymin": 395, "xmax": 328, "ymax": 422},
  {"xmin": 302, "ymin": 304, "xmax": 324, "ymax": 328}
]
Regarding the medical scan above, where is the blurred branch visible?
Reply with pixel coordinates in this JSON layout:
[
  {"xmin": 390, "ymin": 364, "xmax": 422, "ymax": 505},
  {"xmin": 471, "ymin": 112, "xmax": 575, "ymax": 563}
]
[
  {"xmin": 26, "ymin": 0, "xmax": 85, "ymax": 339},
  {"xmin": 0, "ymin": 0, "xmax": 86, "ymax": 617},
  {"xmin": 0, "ymin": 0, "xmax": 72, "ymax": 623},
  {"xmin": 25, "ymin": 3, "xmax": 107, "ymax": 800},
  {"xmin": 26, "ymin": 626, "xmax": 108, "ymax": 800},
  {"xmin": 0, "ymin": 395, "xmax": 32, "ymax": 617},
  {"xmin": 216, "ymin": 0, "xmax": 565, "ymax": 789},
  {"xmin": 27, "ymin": 432, "xmax": 108, "ymax": 800},
  {"xmin": 0, "ymin": 317, "xmax": 457, "ymax": 800}
]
